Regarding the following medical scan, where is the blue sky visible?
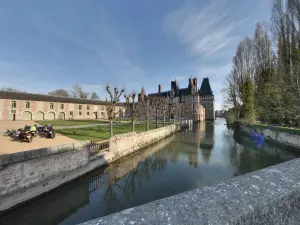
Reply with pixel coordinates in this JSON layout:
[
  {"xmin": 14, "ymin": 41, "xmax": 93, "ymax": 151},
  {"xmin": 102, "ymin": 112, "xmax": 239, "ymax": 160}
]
[{"xmin": 0, "ymin": 0, "xmax": 272, "ymax": 109}]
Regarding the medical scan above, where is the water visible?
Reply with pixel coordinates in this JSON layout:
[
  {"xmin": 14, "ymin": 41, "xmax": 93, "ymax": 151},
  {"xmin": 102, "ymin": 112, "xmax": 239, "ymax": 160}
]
[{"xmin": 1, "ymin": 118, "xmax": 298, "ymax": 225}]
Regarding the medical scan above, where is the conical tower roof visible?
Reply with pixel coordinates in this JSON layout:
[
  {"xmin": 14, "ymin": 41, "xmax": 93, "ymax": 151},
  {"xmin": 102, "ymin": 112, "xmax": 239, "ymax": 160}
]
[{"xmin": 199, "ymin": 78, "xmax": 213, "ymax": 96}]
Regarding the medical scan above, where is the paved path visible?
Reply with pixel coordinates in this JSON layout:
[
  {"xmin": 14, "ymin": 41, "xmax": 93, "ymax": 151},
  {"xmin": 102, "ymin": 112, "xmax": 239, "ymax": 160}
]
[
  {"xmin": 0, "ymin": 134, "xmax": 79, "ymax": 155},
  {"xmin": 0, "ymin": 121, "xmax": 79, "ymax": 155},
  {"xmin": 0, "ymin": 120, "xmax": 131, "ymax": 155}
]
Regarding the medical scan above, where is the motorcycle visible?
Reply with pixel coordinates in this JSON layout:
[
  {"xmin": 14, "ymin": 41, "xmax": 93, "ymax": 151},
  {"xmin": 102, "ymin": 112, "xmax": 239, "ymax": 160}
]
[
  {"xmin": 4, "ymin": 129, "xmax": 17, "ymax": 138},
  {"xmin": 42, "ymin": 125, "xmax": 56, "ymax": 139},
  {"xmin": 18, "ymin": 128, "xmax": 34, "ymax": 143}
]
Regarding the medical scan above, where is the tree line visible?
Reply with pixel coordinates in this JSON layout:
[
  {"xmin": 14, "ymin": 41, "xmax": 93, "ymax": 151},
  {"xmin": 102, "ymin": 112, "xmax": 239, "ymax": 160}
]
[
  {"xmin": 0, "ymin": 85, "xmax": 100, "ymax": 100},
  {"xmin": 223, "ymin": 0, "xmax": 300, "ymax": 126},
  {"xmin": 48, "ymin": 85, "xmax": 100, "ymax": 100}
]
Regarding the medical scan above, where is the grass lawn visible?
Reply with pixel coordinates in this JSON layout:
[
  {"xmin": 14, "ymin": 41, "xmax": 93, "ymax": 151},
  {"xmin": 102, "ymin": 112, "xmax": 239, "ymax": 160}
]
[
  {"xmin": 57, "ymin": 122, "xmax": 171, "ymax": 141},
  {"xmin": 36, "ymin": 119, "xmax": 109, "ymax": 127}
]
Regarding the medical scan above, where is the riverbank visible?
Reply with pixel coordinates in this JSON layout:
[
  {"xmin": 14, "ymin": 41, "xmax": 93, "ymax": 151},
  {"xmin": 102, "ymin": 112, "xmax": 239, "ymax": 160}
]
[
  {"xmin": 233, "ymin": 122, "xmax": 300, "ymax": 150},
  {"xmin": 0, "ymin": 122, "xmax": 184, "ymax": 212}
]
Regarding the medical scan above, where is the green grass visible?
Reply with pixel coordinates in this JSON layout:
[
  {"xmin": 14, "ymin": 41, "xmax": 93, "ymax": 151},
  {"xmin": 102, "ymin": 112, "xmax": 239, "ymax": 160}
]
[
  {"xmin": 57, "ymin": 122, "xmax": 170, "ymax": 141},
  {"xmin": 36, "ymin": 119, "xmax": 109, "ymax": 127}
]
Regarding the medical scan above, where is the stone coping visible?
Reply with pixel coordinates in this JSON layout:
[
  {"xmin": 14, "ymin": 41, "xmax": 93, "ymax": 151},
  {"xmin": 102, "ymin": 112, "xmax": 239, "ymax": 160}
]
[
  {"xmin": 0, "ymin": 140, "xmax": 91, "ymax": 167},
  {"xmin": 80, "ymin": 158, "xmax": 300, "ymax": 225}
]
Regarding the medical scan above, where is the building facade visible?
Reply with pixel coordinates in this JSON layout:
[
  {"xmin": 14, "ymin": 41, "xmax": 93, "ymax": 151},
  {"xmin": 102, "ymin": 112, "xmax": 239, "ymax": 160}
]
[
  {"xmin": 198, "ymin": 78, "xmax": 215, "ymax": 120},
  {"xmin": 0, "ymin": 91, "xmax": 125, "ymax": 121},
  {"xmin": 138, "ymin": 77, "xmax": 214, "ymax": 122}
]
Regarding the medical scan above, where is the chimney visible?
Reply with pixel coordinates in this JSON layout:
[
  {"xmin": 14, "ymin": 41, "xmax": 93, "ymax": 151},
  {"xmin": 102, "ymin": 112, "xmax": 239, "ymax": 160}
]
[
  {"xmin": 193, "ymin": 78, "xmax": 197, "ymax": 88},
  {"xmin": 158, "ymin": 84, "xmax": 162, "ymax": 93},
  {"xmin": 189, "ymin": 77, "xmax": 192, "ymax": 88}
]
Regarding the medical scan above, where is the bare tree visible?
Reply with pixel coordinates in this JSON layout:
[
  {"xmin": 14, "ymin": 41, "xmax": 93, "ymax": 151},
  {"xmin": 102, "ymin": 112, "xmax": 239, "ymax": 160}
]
[
  {"xmin": 90, "ymin": 92, "xmax": 100, "ymax": 100},
  {"xmin": 161, "ymin": 98, "xmax": 168, "ymax": 127},
  {"xmin": 150, "ymin": 96, "xmax": 164, "ymax": 128},
  {"xmin": 70, "ymin": 85, "xmax": 89, "ymax": 99},
  {"xmin": 139, "ymin": 97, "xmax": 152, "ymax": 131},
  {"xmin": 0, "ymin": 87, "xmax": 22, "ymax": 92},
  {"xmin": 48, "ymin": 89, "xmax": 70, "ymax": 97},
  {"xmin": 166, "ymin": 103, "xmax": 176, "ymax": 124},
  {"xmin": 124, "ymin": 92, "xmax": 139, "ymax": 132},
  {"xmin": 174, "ymin": 103, "xmax": 187, "ymax": 122},
  {"xmin": 105, "ymin": 85, "xmax": 125, "ymax": 137}
]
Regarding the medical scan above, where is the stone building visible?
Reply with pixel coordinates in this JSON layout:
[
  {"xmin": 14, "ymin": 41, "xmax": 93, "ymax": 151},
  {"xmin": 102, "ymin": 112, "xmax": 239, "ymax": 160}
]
[
  {"xmin": 0, "ymin": 91, "xmax": 125, "ymax": 121},
  {"xmin": 199, "ymin": 78, "xmax": 215, "ymax": 120},
  {"xmin": 138, "ymin": 77, "xmax": 215, "ymax": 122}
]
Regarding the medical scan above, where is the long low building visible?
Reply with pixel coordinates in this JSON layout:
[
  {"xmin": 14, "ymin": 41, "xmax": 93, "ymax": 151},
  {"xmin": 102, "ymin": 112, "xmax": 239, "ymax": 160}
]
[{"xmin": 0, "ymin": 91, "xmax": 125, "ymax": 121}]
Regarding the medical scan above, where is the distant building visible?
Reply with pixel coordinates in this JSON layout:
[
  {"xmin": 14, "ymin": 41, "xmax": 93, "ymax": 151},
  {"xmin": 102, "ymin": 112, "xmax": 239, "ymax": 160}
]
[
  {"xmin": 0, "ymin": 91, "xmax": 125, "ymax": 121},
  {"xmin": 199, "ymin": 78, "xmax": 215, "ymax": 120},
  {"xmin": 139, "ymin": 77, "xmax": 215, "ymax": 122}
]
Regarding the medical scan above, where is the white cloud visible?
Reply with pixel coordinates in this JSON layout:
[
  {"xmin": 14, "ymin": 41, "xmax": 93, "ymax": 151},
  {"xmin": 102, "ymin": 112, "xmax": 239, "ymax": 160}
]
[{"xmin": 163, "ymin": 0, "xmax": 247, "ymax": 57}]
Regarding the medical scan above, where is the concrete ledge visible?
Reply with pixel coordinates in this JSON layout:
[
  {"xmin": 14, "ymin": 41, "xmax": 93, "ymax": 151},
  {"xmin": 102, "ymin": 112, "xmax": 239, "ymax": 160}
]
[{"xmin": 81, "ymin": 158, "xmax": 300, "ymax": 225}]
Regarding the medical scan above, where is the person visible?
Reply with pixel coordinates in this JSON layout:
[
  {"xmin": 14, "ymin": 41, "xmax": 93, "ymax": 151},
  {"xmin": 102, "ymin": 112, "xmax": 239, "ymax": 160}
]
[{"xmin": 30, "ymin": 125, "xmax": 37, "ymax": 133}]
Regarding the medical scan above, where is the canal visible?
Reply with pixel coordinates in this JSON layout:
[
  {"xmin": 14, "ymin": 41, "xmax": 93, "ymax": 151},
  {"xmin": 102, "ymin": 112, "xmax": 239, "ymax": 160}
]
[{"xmin": 0, "ymin": 118, "xmax": 298, "ymax": 225}]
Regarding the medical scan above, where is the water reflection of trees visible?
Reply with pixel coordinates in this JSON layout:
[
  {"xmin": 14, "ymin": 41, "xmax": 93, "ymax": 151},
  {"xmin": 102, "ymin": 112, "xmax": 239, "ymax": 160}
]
[
  {"xmin": 102, "ymin": 138, "xmax": 171, "ymax": 215},
  {"xmin": 227, "ymin": 131, "xmax": 282, "ymax": 176}
]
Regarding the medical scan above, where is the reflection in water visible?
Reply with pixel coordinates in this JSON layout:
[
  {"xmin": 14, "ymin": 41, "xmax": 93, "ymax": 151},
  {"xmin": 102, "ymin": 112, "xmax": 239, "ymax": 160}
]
[{"xmin": 1, "ymin": 119, "xmax": 299, "ymax": 225}]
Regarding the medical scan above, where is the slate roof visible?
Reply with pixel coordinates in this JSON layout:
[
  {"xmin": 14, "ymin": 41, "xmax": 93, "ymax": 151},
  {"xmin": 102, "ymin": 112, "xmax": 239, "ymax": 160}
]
[
  {"xmin": 199, "ymin": 78, "xmax": 214, "ymax": 96},
  {"xmin": 0, "ymin": 91, "xmax": 125, "ymax": 106},
  {"xmin": 148, "ymin": 91, "xmax": 170, "ymax": 98}
]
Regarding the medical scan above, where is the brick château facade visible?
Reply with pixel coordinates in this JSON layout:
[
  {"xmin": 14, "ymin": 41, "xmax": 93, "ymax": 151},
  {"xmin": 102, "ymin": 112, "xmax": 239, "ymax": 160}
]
[{"xmin": 0, "ymin": 91, "xmax": 125, "ymax": 121}]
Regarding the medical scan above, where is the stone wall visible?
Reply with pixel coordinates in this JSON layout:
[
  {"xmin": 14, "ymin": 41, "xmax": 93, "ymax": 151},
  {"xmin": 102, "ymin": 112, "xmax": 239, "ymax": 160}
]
[
  {"xmin": 0, "ymin": 148, "xmax": 89, "ymax": 197},
  {"xmin": 80, "ymin": 158, "xmax": 300, "ymax": 225},
  {"xmin": 238, "ymin": 125, "xmax": 300, "ymax": 149},
  {"xmin": 109, "ymin": 124, "xmax": 179, "ymax": 156}
]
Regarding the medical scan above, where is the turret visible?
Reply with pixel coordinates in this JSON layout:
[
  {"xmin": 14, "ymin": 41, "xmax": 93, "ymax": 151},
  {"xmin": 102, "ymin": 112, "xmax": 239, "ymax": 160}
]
[
  {"xmin": 138, "ymin": 87, "xmax": 146, "ymax": 102},
  {"xmin": 199, "ymin": 78, "xmax": 215, "ymax": 120}
]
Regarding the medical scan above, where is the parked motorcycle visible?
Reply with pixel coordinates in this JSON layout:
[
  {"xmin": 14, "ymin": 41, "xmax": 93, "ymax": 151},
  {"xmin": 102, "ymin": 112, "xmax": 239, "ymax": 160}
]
[
  {"xmin": 42, "ymin": 125, "xmax": 56, "ymax": 139},
  {"xmin": 4, "ymin": 129, "xmax": 17, "ymax": 138},
  {"xmin": 18, "ymin": 128, "xmax": 34, "ymax": 143}
]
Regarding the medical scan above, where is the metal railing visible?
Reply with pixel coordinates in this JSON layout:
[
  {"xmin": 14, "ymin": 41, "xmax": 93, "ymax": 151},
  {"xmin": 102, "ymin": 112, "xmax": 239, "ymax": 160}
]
[{"xmin": 88, "ymin": 140, "xmax": 109, "ymax": 156}]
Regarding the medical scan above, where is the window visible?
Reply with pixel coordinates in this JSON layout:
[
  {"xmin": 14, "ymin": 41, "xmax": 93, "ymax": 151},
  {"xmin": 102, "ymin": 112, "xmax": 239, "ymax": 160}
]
[
  {"xmin": 87, "ymin": 112, "xmax": 90, "ymax": 116},
  {"xmin": 50, "ymin": 103, "xmax": 54, "ymax": 110},
  {"xmin": 101, "ymin": 106, "xmax": 104, "ymax": 110},
  {"xmin": 11, "ymin": 101, "xmax": 17, "ymax": 108},
  {"xmin": 60, "ymin": 104, "xmax": 64, "ymax": 110},
  {"xmin": 70, "ymin": 111, "xmax": 73, "ymax": 116},
  {"xmin": 79, "ymin": 111, "xmax": 82, "ymax": 116},
  {"xmin": 79, "ymin": 105, "xmax": 82, "ymax": 110},
  {"xmin": 25, "ymin": 101, "xmax": 30, "ymax": 109},
  {"xmin": 87, "ymin": 105, "xmax": 90, "ymax": 110},
  {"xmin": 101, "ymin": 112, "xmax": 104, "ymax": 116}
]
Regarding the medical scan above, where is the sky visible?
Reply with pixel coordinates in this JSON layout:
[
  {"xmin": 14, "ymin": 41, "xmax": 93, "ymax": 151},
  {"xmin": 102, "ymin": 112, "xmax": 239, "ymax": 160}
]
[{"xmin": 0, "ymin": 0, "xmax": 273, "ymax": 110}]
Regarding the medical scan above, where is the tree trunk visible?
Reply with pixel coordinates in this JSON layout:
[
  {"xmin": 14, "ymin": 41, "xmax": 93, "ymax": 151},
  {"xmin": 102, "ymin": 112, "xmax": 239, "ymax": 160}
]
[
  {"xmin": 156, "ymin": 116, "xmax": 158, "ymax": 128},
  {"xmin": 146, "ymin": 118, "xmax": 150, "ymax": 131},
  {"xmin": 132, "ymin": 118, "xmax": 135, "ymax": 132},
  {"xmin": 110, "ymin": 120, "xmax": 113, "ymax": 137},
  {"xmin": 163, "ymin": 114, "xmax": 166, "ymax": 127}
]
